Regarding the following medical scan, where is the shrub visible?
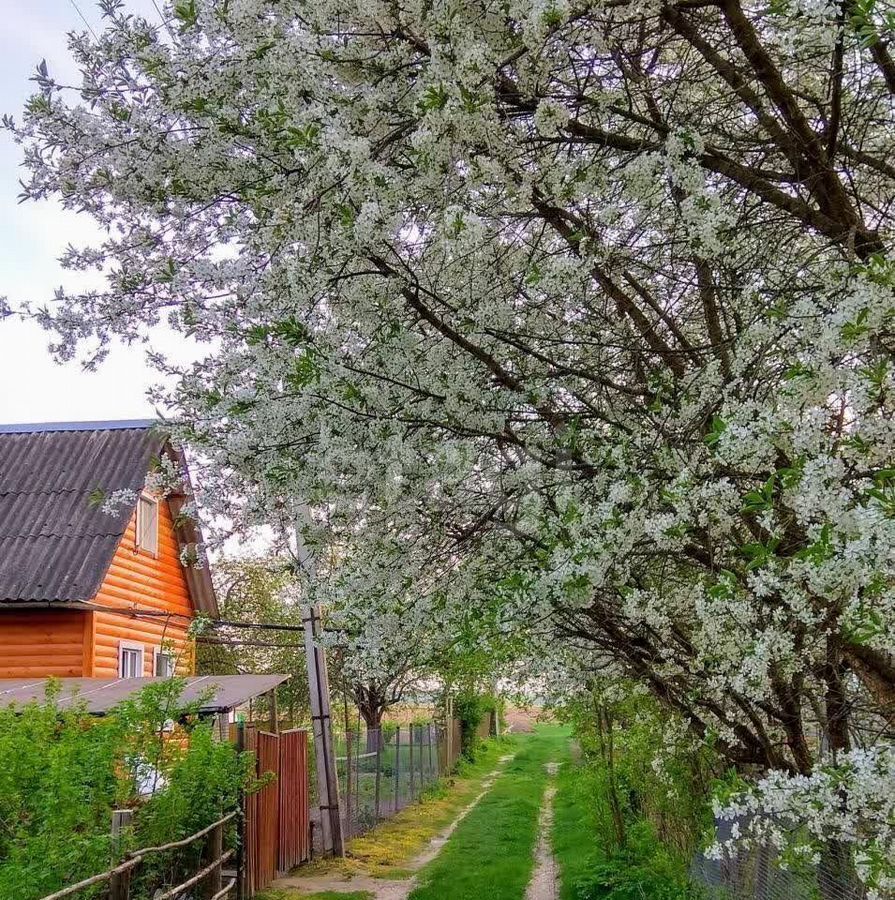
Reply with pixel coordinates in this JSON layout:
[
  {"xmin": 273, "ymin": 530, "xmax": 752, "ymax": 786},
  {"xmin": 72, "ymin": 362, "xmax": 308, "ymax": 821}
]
[
  {"xmin": 453, "ymin": 691, "xmax": 488, "ymax": 761},
  {"xmin": 0, "ymin": 680, "xmax": 253, "ymax": 900}
]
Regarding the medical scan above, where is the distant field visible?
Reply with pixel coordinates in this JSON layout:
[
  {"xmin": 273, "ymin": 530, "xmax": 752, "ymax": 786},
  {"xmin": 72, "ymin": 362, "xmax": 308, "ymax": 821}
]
[
  {"xmin": 382, "ymin": 705, "xmax": 437, "ymax": 725},
  {"xmin": 505, "ymin": 706, "xmax": 553, "ymax": 733}
]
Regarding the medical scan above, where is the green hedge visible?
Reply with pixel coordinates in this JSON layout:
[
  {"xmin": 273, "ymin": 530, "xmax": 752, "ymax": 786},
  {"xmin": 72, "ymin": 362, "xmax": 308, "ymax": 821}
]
[{"xmin": 0, "ymin": 679, "xmax": 252, "ymax": 900}]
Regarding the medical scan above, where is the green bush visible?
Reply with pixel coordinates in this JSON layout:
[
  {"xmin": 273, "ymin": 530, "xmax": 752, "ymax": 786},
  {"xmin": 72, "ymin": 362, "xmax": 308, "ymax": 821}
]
[
  {"xmin": 0, "ymin": 679, "xmax": 253, "ymax": 900},
  {"xmin": 0, "ymin": 691, "xmax": 125, "ymax": 897},
  {"xmin": 451, "ymin": 690, "xmax": 505, "ymax": 762},
  {"xmin": 453, "ymin": 691, "xmax": 488, "ymax": 761},
  {"xmin": 571, "ymin": 824, "xmax": 704, "ymax": 899},
  {"xmin": 553, "ymin": 688, "xmax": 716, "ymax": 900},
  {"xmin": 561, "ymin": 691, "xmax": 716, "ymax": 862}
]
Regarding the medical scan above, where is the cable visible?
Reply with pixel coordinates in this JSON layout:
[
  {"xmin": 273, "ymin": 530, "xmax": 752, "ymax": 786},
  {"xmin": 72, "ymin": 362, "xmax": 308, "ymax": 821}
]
[
  {"xmin": 197, "ymin": 637, "xmax": 304, "ymax": 650},
  {"xmin": 67, "ymin": 0, "xmax": 99, "ymax": 39},
  {"xmin": 78, "ymin": 600, "xmax": 308, "ymax": 633},
  {"xmin": 149, "ymin": 0, "xmax": 176, "ymax": 39}
]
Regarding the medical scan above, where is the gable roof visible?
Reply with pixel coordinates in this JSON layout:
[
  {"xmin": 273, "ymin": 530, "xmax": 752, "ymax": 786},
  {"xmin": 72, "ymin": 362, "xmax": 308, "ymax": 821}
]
[{"xmin": 0, "ymin": 421, "xmax": 217, "ymax": 616}]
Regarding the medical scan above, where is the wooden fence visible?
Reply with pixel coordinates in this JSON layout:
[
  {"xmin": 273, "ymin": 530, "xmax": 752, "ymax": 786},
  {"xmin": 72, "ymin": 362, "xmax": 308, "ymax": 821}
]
[
  {"xmin": 278, "ymin": 728, "xmax": 311, "ymax": 873},
  {"xmin": 237, "ymin": 725, "xmax": 311, "ymax": 896},
  {"xmin": 40, "ymin": 811, "xmax": 236, "ymax": 900}
]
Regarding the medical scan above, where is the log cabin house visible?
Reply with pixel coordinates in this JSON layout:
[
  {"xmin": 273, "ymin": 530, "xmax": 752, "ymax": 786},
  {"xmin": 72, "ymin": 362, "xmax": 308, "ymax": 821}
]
[{"xmin": 0, "ymin": 420, "xmax": 218, "ymax": 679}]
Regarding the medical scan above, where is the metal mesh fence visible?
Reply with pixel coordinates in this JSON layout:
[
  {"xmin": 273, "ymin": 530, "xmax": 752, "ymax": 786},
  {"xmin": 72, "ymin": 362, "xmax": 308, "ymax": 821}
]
[
  {"xmin": 692, "ymin": 817, "xmax": 868, "ymax": 900},
  {"xmin": 335, "ymin": 723, "xmax": 448, "ymax": 839}
]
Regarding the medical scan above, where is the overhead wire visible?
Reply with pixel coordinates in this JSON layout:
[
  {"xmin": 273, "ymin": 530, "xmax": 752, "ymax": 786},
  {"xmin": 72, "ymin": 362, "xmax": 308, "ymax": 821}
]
[{"xmin": 67, "ymin": 0, "xmax": 99, "ymax": 39}]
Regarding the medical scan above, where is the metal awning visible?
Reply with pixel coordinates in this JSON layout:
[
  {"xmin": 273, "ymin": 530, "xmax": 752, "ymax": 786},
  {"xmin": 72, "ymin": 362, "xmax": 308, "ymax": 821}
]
[{"xmin": 0, "ymin": 674, "xmax": 289, "ymax": 715}]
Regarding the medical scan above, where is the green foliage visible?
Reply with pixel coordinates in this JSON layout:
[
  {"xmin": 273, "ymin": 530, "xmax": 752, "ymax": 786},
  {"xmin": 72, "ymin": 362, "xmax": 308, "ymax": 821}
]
[
  {"xmin": 0, "ymin": 684, "xmax": 126, "ymax": 897},
  {"xmin": 451, "ymin": 691, "xmax": 506, "ymax": 763},
  {"xmin": 198, "ymin": 555, "xmax": 309, "ymax": 720},
  {"xmin": 565, "ymin": 696, "xmax": 718, "ymax": 865},
  {"xmin": 453, "ymin": 690, "xmax": 499, "ymax": 762},
  {"xmin": 554, "ymin": 758, "xmax": 706, "ymax": 900},
  {"xmin": 0, "ymin": 681, "xmax": 253, "ymax": 900},
  {"xmin": 137, "ymin": 726, "xmax": 249, "ymax": 843},
  {"xmin": 569, "ymin": 825, "xmax": 704, "ymax": 900},
  {"xmin": 173, "ymin": 0, "xmax": 198, "ymax": 29}
]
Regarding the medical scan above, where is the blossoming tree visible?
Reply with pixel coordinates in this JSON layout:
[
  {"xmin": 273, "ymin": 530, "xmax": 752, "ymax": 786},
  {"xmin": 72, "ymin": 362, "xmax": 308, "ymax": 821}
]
[{"xmin": 9, "ymin": 0, "xmax": 895, "ymax": 891}]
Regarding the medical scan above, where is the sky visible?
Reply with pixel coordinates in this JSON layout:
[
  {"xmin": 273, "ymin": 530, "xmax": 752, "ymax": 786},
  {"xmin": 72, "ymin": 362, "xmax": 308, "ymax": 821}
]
[{"xmin": 0, "ymin": 0, "xmax": 181, "ymax": 425}]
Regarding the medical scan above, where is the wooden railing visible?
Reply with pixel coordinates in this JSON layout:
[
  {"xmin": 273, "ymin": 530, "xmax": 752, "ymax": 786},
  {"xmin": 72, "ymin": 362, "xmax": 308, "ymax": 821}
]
[{"xmin": 40, "ymin": 811, "xmax": 237, "ymax": 900}]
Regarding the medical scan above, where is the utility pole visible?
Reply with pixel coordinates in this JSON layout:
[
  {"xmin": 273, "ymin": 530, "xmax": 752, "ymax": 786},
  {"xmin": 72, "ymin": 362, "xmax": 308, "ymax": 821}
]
[{"xmin": 295, "ymin": 507, "xmax": 345, "ymax": 857}]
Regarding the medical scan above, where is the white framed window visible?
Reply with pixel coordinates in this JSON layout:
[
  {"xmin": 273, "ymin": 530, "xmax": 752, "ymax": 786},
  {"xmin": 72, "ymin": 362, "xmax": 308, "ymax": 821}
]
[
  {"xmin": 154, "ymin": 650, "xmax": 174, "ymax": 678},
  {"xmin": 119, "ymin": 642, "xmax": 145, "ymax": 678},
  {"xmin": 136, "ymin": 493, "xmax": 159, "ymax": 556}
]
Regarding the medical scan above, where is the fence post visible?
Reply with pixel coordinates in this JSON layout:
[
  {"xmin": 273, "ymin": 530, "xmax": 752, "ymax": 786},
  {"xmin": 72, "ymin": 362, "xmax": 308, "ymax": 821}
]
[
  {"xmin": 110, "ymin": 809, "xmax": 133, "ymax": 900},
  {"xmin": 409, "ymin": 724, "xmax": 415, "ymax": 800},
  {"xmin": 345, "ymin": 729, "xmax": 354, "ymax": 838},
  {"xmin": 418, "ymin": 724, "xmax": 425, "ymax": 794},
  {"xmin": 444, "ymin": 696, "xmax": 452, "ymax": 774},
  {"xmin": 374, "ymin": 728, "xmax": 382, "ymax": 822},
  {"xmin": 394, "ymin": 726, "xmax": 401, "ymax": 813},
  {"xmin": 235, "ymin": 721, "xmax": 247, "ymax": 900},
  {"xmin": 427, "ymin": 725, "xmax": 435, "ymax": 784},
  {"xmin": 201, "ymin": 820, "xmax": 224, "ymax": 899},
  {"xmin": 354, "ymin": 730, "xmax": 361, "ymax": 828},
  {"xmin": 269, "ymin": 687, "xmax": 279, "ymax": 735}
]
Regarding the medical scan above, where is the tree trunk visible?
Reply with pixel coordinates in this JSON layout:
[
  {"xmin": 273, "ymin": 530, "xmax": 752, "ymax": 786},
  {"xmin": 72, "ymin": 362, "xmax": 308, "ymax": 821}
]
[
  {"xmin": 816, "ymin": 646, "xmax": 858, "ymax": 899},
  {"xmin": 358, "ymin": 698, "xmax": 384, "ymax": 752},
  {"xmin": 594, "ymin": 700, "xmax": 626, "ymax": 850}
]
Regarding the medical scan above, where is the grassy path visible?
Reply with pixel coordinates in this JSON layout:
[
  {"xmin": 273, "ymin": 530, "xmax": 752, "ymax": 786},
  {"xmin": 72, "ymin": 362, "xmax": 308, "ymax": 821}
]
[
  {"xmin": 551, "ymin": 756, "xmax": 598, "ymax": 900},
  {"xmin": 265, "ymin": 738, "xmax": 520, "ymax": 899},
  {"xmin": 408, "ymin": 727, "xmax": 570, "ymax": 900},
  {"xmin": 264, "ymin": 728, "xmax": 572, "ymax": 900}
]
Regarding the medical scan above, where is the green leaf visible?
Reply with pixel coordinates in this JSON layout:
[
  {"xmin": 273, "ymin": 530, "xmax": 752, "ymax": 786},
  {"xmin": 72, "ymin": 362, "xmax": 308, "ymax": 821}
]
[
  {"xmin": 420, "ymin": 84, "xmax": 449, "ymax": 112},
  {"xmin": 742, "ymin": 475, "xmax": 776, "ymax": 514},
  {"xmin": 841, "ymin": 307, "xmax": 870, "ymax": 342},
  {"xmin": 285, "ymin": 123, "xmax": 319, "ymax": 150},
  {"xmin": 87, "ymin": 488, "xmax": 107, "ymax": 508},
  {"xmin": 739, "ymin": 538, "xmax": 780, "ymax": 570},
  {"xmin": 796, "ymin": 523, "xmax": 834, "ymax": 564},
  {"xmin": 285, "ymin": 351, "xmax": 320, "ymax": 390},
  {"xmin": 783, "ymin": 362, "xmax": 813, "ymax": 381},
  {"xmin": 704, "ymin": 416, "xmax": 726, "ymax": 447},
  {"xmin": 525, "ymin": 263, "xmax": 542, "ymax": 286},
  {"xmin": 173, "ymin": 0, "xmax": 198, "ymax": 28}
]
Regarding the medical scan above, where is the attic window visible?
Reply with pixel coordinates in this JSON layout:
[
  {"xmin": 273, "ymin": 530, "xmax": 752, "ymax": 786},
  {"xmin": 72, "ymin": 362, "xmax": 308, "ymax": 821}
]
[{"xmin": 136, "ymin": 493, "xmax": 159, "ymax": 555}]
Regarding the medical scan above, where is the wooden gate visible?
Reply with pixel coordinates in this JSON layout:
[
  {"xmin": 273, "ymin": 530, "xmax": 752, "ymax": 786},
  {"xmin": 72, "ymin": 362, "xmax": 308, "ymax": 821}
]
[
  {"xmin": 278, "ymin": 729, "xmax": 311, "ymax": 872},
  {"xmin": 239, "ymin": 726, "xmax": 311, "ymax": 896},
  {"xmin": 255, "ymin": 732, "xmax": 280, "ymax": 890}
]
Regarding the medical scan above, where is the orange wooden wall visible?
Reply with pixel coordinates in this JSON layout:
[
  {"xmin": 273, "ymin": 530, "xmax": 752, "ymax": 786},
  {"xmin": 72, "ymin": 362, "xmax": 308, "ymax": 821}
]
[
  {"xmin": 88, "ymin": 498, "xmax": 196, "ymax": 677},
  {"xmin": 0, "ymin": 498, "xmax": 197, "ymax": 680},
  {"xmin": 0, "ymin": 609, "xmax": 87, "ymax": 678}
]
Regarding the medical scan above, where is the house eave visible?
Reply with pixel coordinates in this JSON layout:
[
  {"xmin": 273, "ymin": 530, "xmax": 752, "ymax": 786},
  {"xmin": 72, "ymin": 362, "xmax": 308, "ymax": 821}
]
[{"xmin": 0, "ymin": 600, "xmax": 96, "ymax": 611}]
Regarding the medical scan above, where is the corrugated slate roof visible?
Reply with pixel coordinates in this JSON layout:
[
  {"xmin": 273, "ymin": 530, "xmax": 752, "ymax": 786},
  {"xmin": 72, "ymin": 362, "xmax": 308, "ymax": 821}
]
[
  {"xmin": 0, "ymin": 674, "xmax": 289, "ymax": 714},
  {"xmin": 0, "ymin": 420, "xmax": 156, "ymax": 434},
  {"xmin": 0, "ymin": 422, "xmax": 167, "ymax": 602}
]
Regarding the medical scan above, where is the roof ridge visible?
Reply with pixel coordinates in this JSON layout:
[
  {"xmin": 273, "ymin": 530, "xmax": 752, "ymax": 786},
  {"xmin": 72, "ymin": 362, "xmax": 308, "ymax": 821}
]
[{"xmin": 0, "ymin": 420, "xmax": 158, "ymax": 434}]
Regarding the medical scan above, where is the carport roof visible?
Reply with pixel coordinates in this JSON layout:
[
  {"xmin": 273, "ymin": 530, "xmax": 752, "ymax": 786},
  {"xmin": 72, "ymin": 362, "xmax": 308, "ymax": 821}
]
[{"xmin": 0, "ymin": 674, "xmax": 289, "ymax": 715}]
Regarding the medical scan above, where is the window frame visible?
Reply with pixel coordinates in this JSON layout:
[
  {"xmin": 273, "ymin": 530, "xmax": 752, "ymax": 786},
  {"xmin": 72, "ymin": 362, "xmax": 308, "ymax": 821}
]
[
  {"xmin": 135, "ymin": 492, "xmax": 160, "ymax": 557},
  {"xmin": 119, "ymin": 641, "xmax": 145, "ymax": 678},
  {"xmin": 154, "ymin": 650, "xmax": 174, "ymax": 678}
]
